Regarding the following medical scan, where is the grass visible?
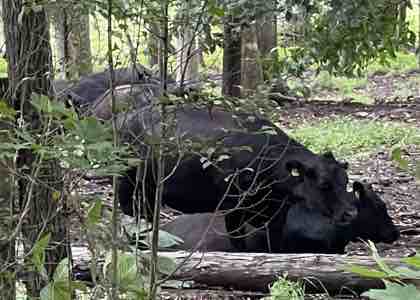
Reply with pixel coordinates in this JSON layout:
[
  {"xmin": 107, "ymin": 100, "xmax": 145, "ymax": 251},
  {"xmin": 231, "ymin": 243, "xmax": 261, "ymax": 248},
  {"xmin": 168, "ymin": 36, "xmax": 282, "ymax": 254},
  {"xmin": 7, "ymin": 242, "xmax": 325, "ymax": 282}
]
[
  {"xmin": 288, "ymin": 117, "xmax": 420, "ymax": 158},
  {"xmin": 312, "ymin": 71, "xmax": 370, "ymax": 103},
  {"xmin": 367, "ymin": 50, "xmax": 419, "ymax": 75},
  {"xmin": 268, "ymin": 274, "xmax": 305, "ymax": 300}
]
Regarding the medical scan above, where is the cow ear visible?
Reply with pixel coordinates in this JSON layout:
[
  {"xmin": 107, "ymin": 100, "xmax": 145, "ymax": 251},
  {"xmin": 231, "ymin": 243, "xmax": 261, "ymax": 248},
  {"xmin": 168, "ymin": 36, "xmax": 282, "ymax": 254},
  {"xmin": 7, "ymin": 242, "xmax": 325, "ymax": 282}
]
[
  {"xmin": 340, "ymin": 161, "xmax": 349, "ymax": 169},
  {"xmin": 285, "ymin": 160, "xmax": 305, "ymax": 177},
  {"xmin": 353, "ymin": 181, "xmax": 365, "ymax": 200}
]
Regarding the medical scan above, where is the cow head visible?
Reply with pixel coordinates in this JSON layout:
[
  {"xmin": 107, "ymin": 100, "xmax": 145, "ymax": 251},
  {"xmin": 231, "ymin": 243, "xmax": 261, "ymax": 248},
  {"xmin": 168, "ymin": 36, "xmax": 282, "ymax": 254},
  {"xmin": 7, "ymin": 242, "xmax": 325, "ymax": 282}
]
[
  {"xmin": 284, "ymin": 151, "xmax": 357, "ymax": 226},
  {"xmin": 279, "ymin": 201, "xmax": 352, "ymax": 254},
  {"xmin": 352, "ymin": 181, "xmax": 400, "ymax": 244}
]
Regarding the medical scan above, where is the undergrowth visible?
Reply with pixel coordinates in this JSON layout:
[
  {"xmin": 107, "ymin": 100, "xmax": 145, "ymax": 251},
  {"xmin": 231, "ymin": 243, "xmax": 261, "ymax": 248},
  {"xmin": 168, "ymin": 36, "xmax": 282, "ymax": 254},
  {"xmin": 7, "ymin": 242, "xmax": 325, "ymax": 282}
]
[
  {"xmin": 288, "ymin": 117, "xmax": 420, "ymax": 158},
  {"xmin": 268, "ymin": 273, "xmax": 305, "ymax": 300}
]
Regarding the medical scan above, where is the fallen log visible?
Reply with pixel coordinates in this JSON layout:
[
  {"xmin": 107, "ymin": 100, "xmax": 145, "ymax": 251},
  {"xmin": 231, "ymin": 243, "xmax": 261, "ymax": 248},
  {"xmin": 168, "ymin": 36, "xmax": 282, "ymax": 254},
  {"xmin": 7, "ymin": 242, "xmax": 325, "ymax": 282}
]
[
  {"xmin": 72, "ymin": 247, "xmax": 402, "ymax": 295},
  {"xmin": 162, "ymin": 251, "xmax": 398, "ymax": 295}
]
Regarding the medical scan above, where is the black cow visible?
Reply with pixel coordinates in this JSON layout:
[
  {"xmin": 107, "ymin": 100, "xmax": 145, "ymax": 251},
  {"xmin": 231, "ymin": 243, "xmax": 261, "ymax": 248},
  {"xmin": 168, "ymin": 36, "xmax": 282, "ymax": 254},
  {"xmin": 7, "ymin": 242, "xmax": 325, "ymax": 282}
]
[
  {"xmin": 86, "ymin": 83, "xmax": 161, "ymax": 120},
  {"xmin": 161, "ymin": 213, "xmax": 270, "ymax": 252},
  {"xmin": 63, "ymin": 65, "xmax": 155, "ymax": 108},
  {"xmin": 350, "ymin": 182, "xmax": 400, "ymax": 243},
  {"xmin": 281, "ymin": 181, "xmax": 400, "ymax": 253},
  {"xmin": 161, "ymin": 182, "xmax": 399, "ymax": 253},
  {"xmin": 117, "ymin": 105, "xmax": 357, "ymax": 250}
]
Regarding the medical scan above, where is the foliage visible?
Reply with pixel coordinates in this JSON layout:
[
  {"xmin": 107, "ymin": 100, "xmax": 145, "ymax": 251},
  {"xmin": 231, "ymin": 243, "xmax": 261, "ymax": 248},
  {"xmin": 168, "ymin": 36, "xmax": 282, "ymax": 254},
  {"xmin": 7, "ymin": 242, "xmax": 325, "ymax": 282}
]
[
  {"xmin": 40, "ymin": 258, "xmax": 87, "ymax": 300},
  {"xmin": 367, "ymin": 50, "xmax": 419, "ymax": 75},
  {"xmin": 288, "ymin": 117, "xmax": 420, "ymax": 158},
  {"xmin": 347, "ymin": 241, "xmax": 420, "ymax": 300},
  {"xmin": 283, "ymin": 0, "xmax": 416, "ymax": 77},
  {"xmin": 268, "ymin": 273, "xmax": 305, "ymax": 300},
  {"xmin": 0, "ymin": 58, "xmax": 7, "ymax": 77}
]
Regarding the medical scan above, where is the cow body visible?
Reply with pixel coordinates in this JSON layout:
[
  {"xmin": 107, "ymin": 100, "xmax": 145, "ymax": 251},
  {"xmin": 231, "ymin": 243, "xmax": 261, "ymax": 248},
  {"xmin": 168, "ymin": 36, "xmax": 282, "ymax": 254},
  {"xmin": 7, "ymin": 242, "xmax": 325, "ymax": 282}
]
[
  {"xmin": 118, "ymin": 105, "xmax": 357, "ymax": 250},
  {"xmin": 161, "ymin": 182, "xmax": 399, "ymax": 253}
]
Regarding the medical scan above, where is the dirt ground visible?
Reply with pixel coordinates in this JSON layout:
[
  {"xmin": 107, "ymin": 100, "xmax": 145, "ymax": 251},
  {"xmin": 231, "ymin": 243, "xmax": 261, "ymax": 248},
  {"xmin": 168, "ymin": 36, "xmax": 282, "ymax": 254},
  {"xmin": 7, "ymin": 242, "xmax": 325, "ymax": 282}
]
[{"xmin": 73, "ymin": 74, "xmax": 420, "ymax": 299}]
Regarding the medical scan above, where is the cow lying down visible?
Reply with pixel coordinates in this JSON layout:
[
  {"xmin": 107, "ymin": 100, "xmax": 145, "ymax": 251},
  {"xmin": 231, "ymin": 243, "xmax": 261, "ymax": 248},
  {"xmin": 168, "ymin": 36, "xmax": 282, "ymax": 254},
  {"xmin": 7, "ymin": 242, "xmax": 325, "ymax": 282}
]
[{"xmin": 161, "ymin": 182, "xmax": 399, "ymax": 254}]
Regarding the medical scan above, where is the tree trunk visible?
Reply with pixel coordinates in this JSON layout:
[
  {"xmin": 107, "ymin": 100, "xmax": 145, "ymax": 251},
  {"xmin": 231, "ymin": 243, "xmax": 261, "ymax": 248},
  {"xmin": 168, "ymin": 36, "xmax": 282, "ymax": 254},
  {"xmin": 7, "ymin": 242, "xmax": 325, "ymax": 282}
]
[
  {"xmin": 0, "ymin": 119, "xmax": 16, "ymax": 300},
  {"xmin": 2, "ymin": 0, "xmax": 69, "ymax": 297},
  {"xmin": 256, "ymin": 7, "xmax": 278, "ymax": 80},
  {"xmin": 175, "ymin": 1, "xmax": 200, "ymax": 85},
  {"xmin": 241, "ymin": 23, "xmax": 263, "ymax": 97},
  {"xmin": 147, "ymin": 22, "xmax": 160, "ymax": 68},
  {"xmin": 222, "ymin": 17, "xmax": 241, "ymax": 97},
  {"xmin": 73, "ymin": 4, "xmax": 93, "ymax": 76},
  {"xmin": 49, "ymin": 5, "xmax": 67, "ymax": 79},
  {"xmin": 49, "ymin": 1, "xmax": 92, "ymax": 79}
]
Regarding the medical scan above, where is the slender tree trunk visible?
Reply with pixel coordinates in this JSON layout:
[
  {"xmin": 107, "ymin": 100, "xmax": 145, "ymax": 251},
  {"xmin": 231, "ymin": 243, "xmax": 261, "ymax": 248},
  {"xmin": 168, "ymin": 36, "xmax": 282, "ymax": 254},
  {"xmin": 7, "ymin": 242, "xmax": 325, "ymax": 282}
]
[
  {"xmin": 0, "ymin": 2, "xmax": 14, "ymax": 297},
  {"xmin": 2, "ymin": 0, "xmax": 69, "ymax": 297},
  {"xmin": 0, "ymin": 119, "xmax": 16, "ymax": 300},
  {"xmin": 256, "ymin": 7, "xmax": 278, "ymax": 80},
  {"xmin": 222, "ymin": 17, "xmax": 241, "ymax": 97},
  {"xmin": 175, "ymin": 1, "xmax": 199, "ymax": 85},
  {"xmin": 73, "ymin": 4, "xmax": 93, "ymax": 76},
  {"xmin": 147, "ymin": 22, "xmax": 160, "ymax": 68},
  {"xmin": 50, "ymin": 1, "xmax": 92, "ymax": 79},
  {"xmin": 241, "ymin": 23, "xmax": 263, "ymax": 96}
]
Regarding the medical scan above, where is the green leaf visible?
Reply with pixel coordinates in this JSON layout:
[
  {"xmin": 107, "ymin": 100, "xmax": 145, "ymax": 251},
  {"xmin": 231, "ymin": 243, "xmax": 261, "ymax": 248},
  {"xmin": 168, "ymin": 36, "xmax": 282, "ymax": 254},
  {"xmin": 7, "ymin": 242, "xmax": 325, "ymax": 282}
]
[
  {"xmin": 403, "ymin": 255, "xmax": 420, "ymax": 269},
  {"xmin": 391, "ymin": 146, "xmax": 409, "ymax": 170},
  {"xmin": 362, "ymin": 281, "xmax": 420, "ymax": 300},
  {"xmin": 53, "ymin": 258, "xmax": 69, "ymax": 282},
  {"xmin": 345, "ymin": 265, "xmax": 388, "ymax": 279},
  {"xmin": 0, "ymin": 100, "xmax": 16, "ymax": 120},
  {"xmin": 157, "ymin": 230, "xmax": 183, "ymax": 249},
  {"xmin": 393, "ymin": 266, "xmax": 420, "ymax": 279},
  {"xmin": 31, "ymin": 233, "xmax": 51, "ymax": 277},
  {"xmin": 87, "ymin": 199, "xmax": 102, "ymax": 227}
]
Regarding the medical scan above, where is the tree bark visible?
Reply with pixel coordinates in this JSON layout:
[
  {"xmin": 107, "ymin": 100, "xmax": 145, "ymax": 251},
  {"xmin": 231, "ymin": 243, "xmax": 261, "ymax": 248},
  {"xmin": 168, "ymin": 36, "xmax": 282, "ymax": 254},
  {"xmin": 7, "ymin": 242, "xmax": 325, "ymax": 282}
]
[
  {"xmin": 222, "ymin": 17, "xmax": 241, "ymax": 97},
  {"xmin": 164, "ymin": 251, "xmax": 391, "ymax": 294},
  {"xmin": 175, "ymin": 1, "xmax": 200, "ymax": 85},
  {"xmin": 241, "ymin": 23, "xmax": 263, "ymax": 97},
  {"xmin": 147, "ymin": 22, "xmax": 160, "ymax": 68},
  {"xmin": 255, "ymin": 7, "xmax": 278, "ymax": 80},
  {"xmin": 49, "ymin": 1, "xmax": 92, "ymax": 79},
  {"xmin": 2, "ymin": 0, "xmax": 69, "ymax": 297},
  {"xmin": 0, "ymin": 120, "xmax": 16, "ymax": 300}
]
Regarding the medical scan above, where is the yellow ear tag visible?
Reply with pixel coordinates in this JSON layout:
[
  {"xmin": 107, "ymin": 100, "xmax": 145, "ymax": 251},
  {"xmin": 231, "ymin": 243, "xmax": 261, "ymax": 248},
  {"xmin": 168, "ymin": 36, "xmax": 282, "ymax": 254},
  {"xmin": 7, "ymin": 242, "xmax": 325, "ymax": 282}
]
[{"xmin": 291, "ymin": 168, "xmax": 300, "ymax": 177}]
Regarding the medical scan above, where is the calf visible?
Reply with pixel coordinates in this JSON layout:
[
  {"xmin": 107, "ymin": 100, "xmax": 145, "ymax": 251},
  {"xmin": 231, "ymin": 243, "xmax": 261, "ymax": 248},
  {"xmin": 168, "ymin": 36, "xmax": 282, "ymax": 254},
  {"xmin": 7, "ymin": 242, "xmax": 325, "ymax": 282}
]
[
  {"xmin": 281, "ymin": 181, "xmax": 400, "ymax": 253},
  {"xmin": 351, "ymin": 182, "xmax": 400, "ymax": 244},
  {"xmin": 117, "ymin": 105, "xmax": 357, "ymax": 250}
]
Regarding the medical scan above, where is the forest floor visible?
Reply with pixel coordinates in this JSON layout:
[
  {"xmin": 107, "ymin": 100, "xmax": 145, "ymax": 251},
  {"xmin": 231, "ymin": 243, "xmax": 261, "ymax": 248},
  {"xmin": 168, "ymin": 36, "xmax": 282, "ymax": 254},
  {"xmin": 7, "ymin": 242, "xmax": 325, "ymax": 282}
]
[{"xmin": 73, "ymin": 71, "xmax": 420, "ymax": 300}]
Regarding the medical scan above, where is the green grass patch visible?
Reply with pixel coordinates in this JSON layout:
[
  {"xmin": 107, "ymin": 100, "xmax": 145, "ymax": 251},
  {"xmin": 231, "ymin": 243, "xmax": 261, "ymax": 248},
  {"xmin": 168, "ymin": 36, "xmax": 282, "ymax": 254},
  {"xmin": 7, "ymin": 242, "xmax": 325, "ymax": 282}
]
[
  {"xmin": 367, "ymin": 51, "xmax": 419, "ymax": 75},
  {"xmin": 288, "ymin": 117, "xmax": 420, "ymax": 158},
  {"xmin": 312, "ymin": 71, "xmax": 371, "ymax": 103}
]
